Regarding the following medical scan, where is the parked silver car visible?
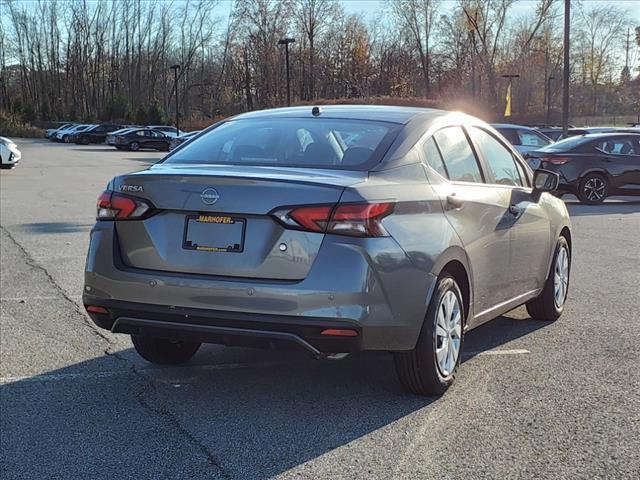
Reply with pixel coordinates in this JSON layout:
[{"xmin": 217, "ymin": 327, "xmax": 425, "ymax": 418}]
[{"xmin": 83, "ymin": 106, "xmax": 572, "ymax": 395}]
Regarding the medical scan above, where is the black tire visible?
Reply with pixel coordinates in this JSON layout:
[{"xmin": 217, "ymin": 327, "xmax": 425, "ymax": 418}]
[
  {"xmin": 63, "ymin": 135, "xmax": 70, "ymax": 143},
  {"xmin": 131, "ymin": 335, "xmax": 201, "ymax": 365},
  {"xmin": 81, "ymin": 136, "xmax": 90, "ymax": 145},
  {"xmin": 130, "ymin": 141, "xmax": 140, "ymax": 151},
  {"xmin": 526, "ymin": 236, "xmax": 570, "ymax": 321},
  {"xmin": 394, "ymin": 274, "xmax": 464, "ymax": 396},
  {"xmin": 577, "ymin": 173, "xmax": 608, "ymax": 204}
]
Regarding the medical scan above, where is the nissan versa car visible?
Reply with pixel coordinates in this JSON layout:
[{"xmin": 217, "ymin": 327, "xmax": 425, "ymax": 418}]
[
  {"xmin": 83, "ymin": 106, "xmax": 572, "ymax": 395},
  {"xmin": 527, "ymin": 133, "xmax": 640, "ymax": 204}
]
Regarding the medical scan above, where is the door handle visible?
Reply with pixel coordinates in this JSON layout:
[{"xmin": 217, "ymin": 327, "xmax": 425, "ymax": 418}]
[
  {"xmin": 446, "ymin": 194, "xmax": 463, "ymax": 209},
  {"xmin": 509, "ymin": 204, "xmax": 522, "ymax": 216}
]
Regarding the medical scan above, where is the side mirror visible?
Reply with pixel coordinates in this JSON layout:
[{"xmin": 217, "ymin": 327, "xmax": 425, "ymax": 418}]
[{"xmin": 533, "ymin": 169, "xmax": 560, "ymax": 193}]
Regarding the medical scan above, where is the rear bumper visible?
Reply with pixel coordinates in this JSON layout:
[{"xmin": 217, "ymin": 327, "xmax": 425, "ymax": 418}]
[
  {"xmin": 84, "ymin": 222, "xmax": 436, "ymax": 352},
  {"xmin": 83, "ymin": 298, "xmax": 362, "ymax": 357}
]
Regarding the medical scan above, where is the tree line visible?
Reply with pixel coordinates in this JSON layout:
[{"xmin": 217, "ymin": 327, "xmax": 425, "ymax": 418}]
[{"xmin": 1, "ymin": 0, "xmax": 638, "ymax": 128}]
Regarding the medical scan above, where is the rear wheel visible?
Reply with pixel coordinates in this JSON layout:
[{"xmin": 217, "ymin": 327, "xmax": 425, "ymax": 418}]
[
  {"xmin": 578, "ymin": 173, "xmax": 607, "ymax": 204},
  {"xmin": 81, "ymin": 136, "xmax": 90, "ymax": 145},
  {"xmin": 394, "ymin": 274, "xmax": 464, "ymax": 396},
  {"xmin": 526, "ymin": 236, "xmax": 570, "ymax": 321},
  {"xmin": 130, "ymin": 141, "xmax": 140, "ymax": 151},
  {"xmin": 131, "ymin": 335, "xmax": 201, "ymax": 365}
]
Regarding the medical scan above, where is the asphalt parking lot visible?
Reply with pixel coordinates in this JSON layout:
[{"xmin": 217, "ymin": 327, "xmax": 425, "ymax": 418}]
[{"xmin": 1, "ymin": 139, "xmax": 639, "ymax": 479}]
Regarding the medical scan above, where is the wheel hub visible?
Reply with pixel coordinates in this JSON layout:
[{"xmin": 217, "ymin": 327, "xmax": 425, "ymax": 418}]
[
  {"xmin": 435, "ymin": 290, "xmax": 462, "ymax": 377},
  {"xmin": 583, "ymin": 177, "xmax": 605, "ymax": 201},
  {"xmin": 553, "ymin": 246, "xmax": 569, "ymax": 308}
]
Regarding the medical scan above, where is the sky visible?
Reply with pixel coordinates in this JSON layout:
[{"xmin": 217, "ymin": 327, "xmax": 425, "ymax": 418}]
[{"xmin": 209, "ymin": 0, "xmax": 640, "ymax": 23}]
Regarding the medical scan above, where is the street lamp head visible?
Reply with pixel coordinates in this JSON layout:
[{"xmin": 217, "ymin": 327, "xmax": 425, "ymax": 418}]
[
  {"xmin": 170, "ymin": 64, "xmax": 181, "ymax": 71},
  {"xmin": 278, "ymin": 38, "xmax": 296, "ymax": 45}
]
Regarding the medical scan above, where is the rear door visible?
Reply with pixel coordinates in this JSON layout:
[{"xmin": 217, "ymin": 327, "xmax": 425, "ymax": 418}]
[
  {"xmin": 421, "ymin": 126, "xmax": 513, "ymax": 317},
  {"xmin": 593, "ymin": 136, "xmax": 640, "ymax": 191},
  {"xmin": 468, "ymin": 126, "xmax": 551, "ymax": 299}
]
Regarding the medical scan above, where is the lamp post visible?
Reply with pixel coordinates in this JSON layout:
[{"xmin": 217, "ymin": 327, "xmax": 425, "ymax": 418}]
[
  {"xmin": 561, "ymin": 0, "xmax": 570, "ymax": 136},
  {"xmin": 107, "ymin": 78, "xmax": 116, "ymax": 122},
  {"xmin": 170, "ymin": 64, "xmax": 181, "ymax": 134},
  {"xmin": 546, "ymin": 75, "xmax": 555, "ymax": 124},
  {"xmin": 278, "ymin": 38, "xmax": 295, "ymax": 106}
]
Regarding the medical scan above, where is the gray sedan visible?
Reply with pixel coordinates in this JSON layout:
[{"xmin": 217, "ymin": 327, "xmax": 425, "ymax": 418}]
[{"xmin": 83, "ymin": 106, "xmax": 571, "ymax": 395}]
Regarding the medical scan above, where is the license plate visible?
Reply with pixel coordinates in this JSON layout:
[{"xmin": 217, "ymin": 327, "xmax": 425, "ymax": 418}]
[{"xmin": 183, "ymin": 214, "xmax": 246, "ymax": 253}]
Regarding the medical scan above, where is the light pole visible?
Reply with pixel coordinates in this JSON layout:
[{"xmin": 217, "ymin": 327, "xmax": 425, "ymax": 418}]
[
  {"xmin": 546, "ymin": 75, "xmax": 555, "ymax": 124},
  {"xmin": 562, "ymin": 0, "xmax": 570, "ymax": 136},
  {"xmin": 278, "ymin": 38, "xmax": 295, "ymax": 106},
  {"xmin": 107, "ymin": 78, "xmax": 116, "ymax": 122},
  {"xmin": 170, "ymin": 64, "xmax": 181, "ymax": 134}
]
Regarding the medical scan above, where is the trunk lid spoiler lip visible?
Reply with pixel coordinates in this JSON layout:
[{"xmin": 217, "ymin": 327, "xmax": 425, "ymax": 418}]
[{"xmin": 126, "ymin": 164, "xmax": 369, "ymax": 189}]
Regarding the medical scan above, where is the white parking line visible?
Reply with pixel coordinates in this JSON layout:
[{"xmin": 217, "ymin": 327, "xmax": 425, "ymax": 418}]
[{"xmin": 465, "ymin": 348, "xmax": 530, "ymax": 356}]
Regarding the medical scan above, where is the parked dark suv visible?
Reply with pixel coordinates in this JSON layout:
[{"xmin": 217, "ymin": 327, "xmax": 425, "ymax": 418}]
[
  {"xmin": 72, "ymin": 124, "xmax": 123, "ymax": 144},
  {"xmin": 528, "ymin": 133, "xmax": 640, "ymax": 203}
]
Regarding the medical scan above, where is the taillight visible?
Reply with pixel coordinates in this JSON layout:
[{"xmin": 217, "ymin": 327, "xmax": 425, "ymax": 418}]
[
  {"xmin": 273, "ymin": 202, "xmax": 394, "ymax": 237},
  {"xmin": 542, "ymin": 156, "xmax": 570, "ymax": 165},
  {"xmin": 96, "ymin": 191, "xmax": 154, "ymax": 220}
]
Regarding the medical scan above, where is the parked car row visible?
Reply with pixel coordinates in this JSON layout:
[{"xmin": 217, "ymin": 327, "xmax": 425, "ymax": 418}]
[{"xmin": 46, "ymin": 122, "xmax": 185, "ymax": 144}]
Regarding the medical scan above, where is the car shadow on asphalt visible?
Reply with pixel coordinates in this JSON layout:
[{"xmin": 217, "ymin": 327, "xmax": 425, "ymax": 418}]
[
  {"xmin": 565, "ymin": 201, "xmax": 640, "ymax": 216},
  {"xmin": 70, "ymin": 147, "xmax": 116, "ymax": 152},
  {"xmin": 18, "ymin": 221, "xmax": 93, "ymax": 234},
  {"xmin": 123, "ymin": 156, "xmax": 163, "ymax": 163},
  {"xmin": 1, "ymin": 311, "xmax": 549, "ymax": 478}
]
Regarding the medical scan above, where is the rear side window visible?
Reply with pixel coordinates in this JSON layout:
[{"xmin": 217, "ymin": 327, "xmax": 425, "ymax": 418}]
[
  {"xmin": 165, "ymin": 118, "xmax": 397, "ymax": 170},
  {"xmin": 517, "ymin": 130, "xmax": 551, "ymax": 147},
  {"xmin": 594, "ymin": 137, "xmax": 637, "ymax": 155},
  {"xmin": 470, "ymin": 127, "xmax": 523, "ymax": 186},
  {"xmin": 433, "ymin": 127, "xmax": 484, "ymax": 183},
  {"xmin": 496, "ymin": 128, "xmax": 520, "ymax": 145},
  {"xmin": 421, "ymin": 137, "xmax": 448, "ymax": 178}
]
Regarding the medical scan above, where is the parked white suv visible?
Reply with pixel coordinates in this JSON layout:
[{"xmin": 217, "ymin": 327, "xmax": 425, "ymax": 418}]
[{"xmin": 0, "ymin": 137, "xmax": 21, "ymax": 169}]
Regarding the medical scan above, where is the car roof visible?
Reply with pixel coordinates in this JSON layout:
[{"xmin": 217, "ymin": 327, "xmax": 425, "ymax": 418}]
[
  {"xmin": 490, "ymin": 123, "xmax": 534, "ymax": 130},
  {"xmin": 576, "ymin": 132, "xmax": 640, "ymax": 139},
  {"xmin": 230, "ymin": 105, "xmax": 446, "ymax": 125}
]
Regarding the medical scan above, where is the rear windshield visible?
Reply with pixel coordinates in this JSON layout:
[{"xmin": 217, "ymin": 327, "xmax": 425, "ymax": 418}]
[
  {"xmin": 164, "ymin": 118, "xmax": 398, "ymax": 169},
  {"xmin": 539, "ymin": 135, "xmax": 588, "ymax": 152}
]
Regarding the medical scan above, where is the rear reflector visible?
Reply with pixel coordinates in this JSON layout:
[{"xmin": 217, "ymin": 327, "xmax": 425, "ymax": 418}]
[
  {"xmin": 320, "ymin": 328, "xmax": 358, "ymax": 337},
  {"xmin": 85, "ymin": 305, "xmax": 109, "ymax": 314},
  {"xmin": 273, "ymin": 202, "xmax": 394, "ymax": 237}
]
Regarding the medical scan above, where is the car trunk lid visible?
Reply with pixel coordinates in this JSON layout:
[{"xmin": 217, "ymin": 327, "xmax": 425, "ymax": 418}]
[{"xmin": 112, "ymin": 165, "xmax": 366, "ymax": 280}]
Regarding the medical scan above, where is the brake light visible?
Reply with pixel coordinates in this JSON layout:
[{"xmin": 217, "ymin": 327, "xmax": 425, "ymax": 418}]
[
  {"xmin": 273, "ymin": 202, "xmax": 394, "ymax": 237},
  {"xmin": 542, "ymin": 156, "xmax": 570, "ymax": 165},
  {"xmin": 96, "ymin": 191, "xmax": 154, "ymax": 220}
]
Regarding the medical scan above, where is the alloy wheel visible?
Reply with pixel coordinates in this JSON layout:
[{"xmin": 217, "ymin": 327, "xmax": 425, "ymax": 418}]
[
  {"xmin": 435, "ymin": 290, "xmax": 462, "ymax": 377},
  {"xmin": 553, "ymin": 246, "xmax": 569, "ymax": 308},
  {"xmin": 583, "ymin": 177, "xmax": 606, "ymax": 202}
]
